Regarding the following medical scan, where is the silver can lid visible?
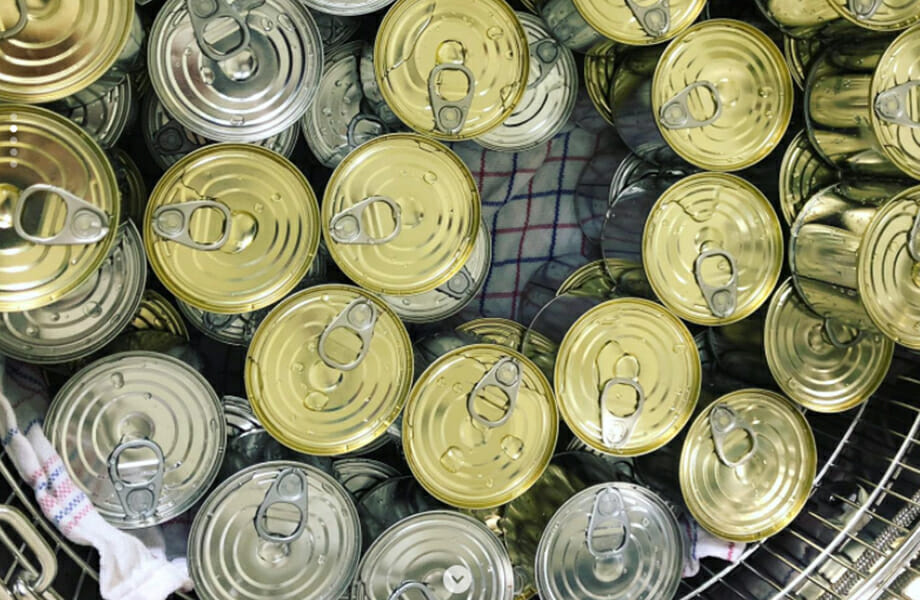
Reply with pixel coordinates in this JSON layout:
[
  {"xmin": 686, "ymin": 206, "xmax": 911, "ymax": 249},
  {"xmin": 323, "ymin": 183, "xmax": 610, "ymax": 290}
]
[
  {"xmin": 333, "ymin": 458, "xmax": 400, "ymax": 500},
  {"xmin": 476, "ymin": 13, "xmax": 578, "ymax": 152},
  {"xmin": 310, "ymin": 10, "xmax": 360, "ymax": 48},
  {"xmin": 148, "ymin": 0, "xmax": 323, "ymax": 142},
  {"xmin": 359, "ymin": 43, "xmax": 402, "ymax": 127},
  {"xmin": 50, "ymin": 76, "xmax": 135, "ymax": 149},
  {"xmin": 535, "ymin": 483, "xmax": 684, "ymax": 600},
  {"xmin": 302, "ymin": 41, "xmax": 389, "ymax": 168},
  {"xmin": 352, "ymin": 510, "xmax": 514, "ymax": 600},
  {"xmin": 189, "ymin": 461, "xmax": 361, "ymax": 600},
  {"xmin": 141, "ymin": 93, "xmax": 300, "ymax": 170},
  {"xmin": 45, "ymin": 351, "xmax": 226, "ymax": 528},
  {"xmin": 0, "ymin": 221, "xmax": 146, "ymax": 364},
  {"xmin": 380, "ymin": 220, "xmax": 491, "ymax": 323},
  {"xmin": 301, "ymin": 0, "xmax": 396, "ymax": 16}
]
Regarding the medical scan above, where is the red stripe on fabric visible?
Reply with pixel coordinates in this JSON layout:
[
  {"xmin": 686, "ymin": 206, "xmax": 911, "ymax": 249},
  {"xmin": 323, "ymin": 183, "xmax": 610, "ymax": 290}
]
[
  {"xmin": 62, "ymin": 504, "xmax": 93, "ymax": 535},
  {"xmin": 727, "ymin": 542, "xmax": 735, "ymax": 562}
]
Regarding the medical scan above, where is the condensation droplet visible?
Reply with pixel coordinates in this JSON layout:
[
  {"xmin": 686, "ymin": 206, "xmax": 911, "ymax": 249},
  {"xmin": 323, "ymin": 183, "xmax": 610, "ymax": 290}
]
[
  {"xmin": 440, "ymin": 446, "xmax": 464, "ymax": 473},
  {"xmin": 292, "ymin": 362, "xmax": 305, "ymax": 373},
  {"xmin": 111, "ymin": 372, "xmax": 125, "ymax": 388},
  {"xmin": 486, "ymin": 26, "xmax": 503, "ymax": 40},
  {"xmin": 231, "ymin": 115, "xmax": 245, "ymax": 126},
  {"xmin": 271, "ymin": 193, "xmax": 281, "ymax": 202},
  {"xmin": 25, "ymin": 325, "xmax": 38, "ymax": 337},
  {"xmin": 322, "ymin": 106, "xmax": 333, "ymax": 116},
  {"xmin": 501, "ymin": 435, "xmax": 524, "ymax": 460},
  {"xmin": 423, "ymin": 171, "xmax": 438, "ymax": 184},
  {"xmin": 200, "ymin": 67, "xmax": 215, "ymax": 84},
  {"xmin": 50, "ymin": 313, "xmax": 60, "ymax": 322},
  {"xmin": 84, "ymin": 301, "xmax": 102, "ymax": 317},
  {"xmin": 304, "ymin": 392, "xmax": 330, "ymax": 411},
  {"xmin": 254, "ymin": 203, "xmax": 264, "ymax": 213},
  {"xmin": 9, "ymin": 136, "xmax": 16, "ymax": 144},
  {"xmin": 260, "ymin": 16, "xmax": 274, "ymax": 31}
]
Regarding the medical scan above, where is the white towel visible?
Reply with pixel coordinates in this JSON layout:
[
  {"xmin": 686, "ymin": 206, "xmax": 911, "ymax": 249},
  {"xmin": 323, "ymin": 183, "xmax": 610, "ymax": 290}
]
[{"xmin": 681, "ymin": 514, "xmax": 747, "ymax": 577}]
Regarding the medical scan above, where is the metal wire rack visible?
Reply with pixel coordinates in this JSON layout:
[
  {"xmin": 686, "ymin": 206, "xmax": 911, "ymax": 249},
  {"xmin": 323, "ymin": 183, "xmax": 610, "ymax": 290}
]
[{"xmin": 2, "ymin": 362, "xmax": 919, "ymax": 599}]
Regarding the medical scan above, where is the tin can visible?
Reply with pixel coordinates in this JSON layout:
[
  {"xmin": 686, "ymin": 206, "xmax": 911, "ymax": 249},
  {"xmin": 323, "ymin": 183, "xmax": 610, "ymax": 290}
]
[
  {"xmin": 131, "ymin": 290, "xmax": 189, "ymax": 340},
  {"xmin": 359, "ymin": 43, "xmax": 403, "ymax": 128},
  {"xmin": 45, "ymin": 351, "xmax": 226, "ymax": 528},
  {"xmin": 302, "ymin": 41, "xmax": 390, "ymax": 169},
  {"xmin": 583, "ymin": 41, "xmax": 618, "ymax": 128},
  {"xmin": 332, "ymin": 458, "xmax": 400, "ymax": 501},
  {"xmin": 573, "ymin": 134, "xmax": 631, "ymax": 242},
  {"xmin": 779, "ymin": 130, "xmax": 839, "ymax": 226},
  {"xmin": 806, "ymin": 32, "xmax": 920, "ymax": 180},
  {"xmin": 784, "ymin": 35, "xmax": 826, "ymax": 91},
  {"xmin": 188, "ymin": 461, "xmax": 361, "ymax": 600},
  {"xmin": 519, "ymin": 254, "xmax": 603, "ymax": 325},
  {"xmin": 379, "ymin": 220, "xmax": 491, "ymax": 323},
  {"xmin": 457, "ymin": 318, "xmax": 528, "ymax": 351},
  {"xmin": 0, "ymin": 2, "xmax": 138, "ymax": 104},
  {"xmin": 322, "ymin": 133, "xmax": 480, "ymax": 295},
  {"xmin": 538, "ymin": 0, "xmax": 705, "ymax": 51},
  {"xmin": 858, "ymin": 184, "xmax": 920, "ymax": 349},
  {"xmin": 310, "ymin": 10, "xmax": 360, "ymax": 49},
  {"xmin": 755, "ymin": 0, "xmax": 845, "ymax": 38},
  {"xmin": 246, "ymin": 284, "xmax": 413, "ymax": 455},
  {"xmin": 520, "ymin": 293, "xmax": 601, "ymax": 380},
  {"xmin": 476, "ymin": 13, "xmax": 578, "ymax": 152},
  {"xmin": 301, "ymin": 0, "xmax": 396, "ymax": 15},
  {"xmin": 148, "ymin": 0, "xmax": 323, "ymax": 142},
  {"xmin": 758, "ymin": 0, "xmax": 920, "ymax": 36},
  {"xmin": 374, "ymin": 0, "xmax": 529, "ymax": 140},
  {"xmin": 352, "ymin": 510, "xmax": 514, "ymax": 600},
  {"xmin": 706, "ymin": 308, "xmax": 776, "ymax": 389},
  {"xmin": 403, "ymin": 344, "xmax": 557, "ymax": 508},
  {"xmin": 0, "ymin": 221, "xmax": 145, "ymax": 364},
  {"xmin": 555, "ymin": 297, "xmax": 701, "ymax": 456},
  {"xmin": 680, "ymin": 389, "xmax": 817, "ymax": 541},
  {"xmin": 0, "ymin": 105, "xmax": 121, "ymax": 312},
  {"xmin": 765, "ymin": 278, "xmax": 894, "ymax": 411},
  {"xmin": 642, "ymin": 172, "xmax": 785, "ymax": 326},
  {"xmin": 356, "ymin": 476, "xmax": 446, "ymax": 545},
  {"xmin": 144, "ymin": 143, "xmax": 321, "ymax": 314},
  {"xmin": 111, "ymin": 149, "xmax": 149, "ymax": 226},
  {"xmin": 177, "ymin": 243, "xmax": 328, "ymax": 346},
  {"xmin": 141, "ymin": 91, "xmax": 300, "ymax": 171},
  {"xmin": 535, "ymin": 482, "xmax": 685, "ymax": 600},
  {"xmin": 49, "ymin": 76, "xmax": 136, "ymax": 150},
  {"xmin": 789, "ymin": 179, "xmax": 908, "ymax": 329}
]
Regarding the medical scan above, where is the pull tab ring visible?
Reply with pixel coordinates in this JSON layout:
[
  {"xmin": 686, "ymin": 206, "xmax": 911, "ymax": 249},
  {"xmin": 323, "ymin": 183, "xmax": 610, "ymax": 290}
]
[
  {"xmin": 186, "ymin": 0, "xmax": 252, "ymax": 62},
  {"xmin": 329, "ymin": 195, "xmax": 402, "ymax": 245},
  {"xmin": 528, "ymin": 39, "xmax": 560, "ymax": 90},
  {"xmin": 152, "ymin": 200, "xmax": 232, "ymax": 251},
  {"xmin": 659, "ymin": 81, "xmax": 723, "ymax": 130},
  {"xmin": 908, "ymin": 210, "xmax": 920, "ymax": 262},
  {"xmin": 435, "ymin": 266, "xmax": 474, "ymax": 300},
  {"xmin": 586, "ymin": 487, "xmax": 630, "ymax": 559},
  {"xmin": 14, "ymin": 184, "xmax": 111, "ymax": 245},
  {"xmin": 624, "ymin": 0, "xmax": 670, "ymax": 37},
  {"xmin": 467, "ymin": 356, "xmax": 521, "ymax": 428},
  {"xmin": 0, "ymin": 0, "xmax": 28, "ymax": 41},
  {"xmin": 875, "ymin": 81, "xmax": 920, "ymax": 128},
  {"xmin": 318, "ymin": 298, "xmax": 379, "ymax": 371},
  {"xmin": 847, "ymin": 0, "xmax": 882, "ymax": 19},
  {"xmin": 822, "ymin": 318, "xmax": 863, "ymax": 349},
  {"xmin": 387, "ymin": 581, "xmax": 438, "ymax": 600},
  {"xmin": 107, "ymin": 438, "xmax": 165, "ymax": 520},
  {"xmin": 709, "ymin": 403, "xmax": 758, "ymax": 468},
  {"xmin": 428, "ymin": 63, "xmax": 475, "ymax": 135},
  {"xmin": 254, "ymin": 468, "xmax": 309, "ymax": 544},
  {"xmin": 346, "ymin": 113, "xmax": 387, "ymax": 149},
  {"xmin": 600, "ymin": 378, "xmax": 645, "ymax": 449},
  {"xmin": 694, "ymin": 248, "xmax": 738, "ymax": 319}
]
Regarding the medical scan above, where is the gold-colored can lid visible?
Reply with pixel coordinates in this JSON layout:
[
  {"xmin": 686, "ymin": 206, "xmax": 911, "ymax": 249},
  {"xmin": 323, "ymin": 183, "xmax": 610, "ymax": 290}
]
[
  {"xmin": 871, "ymin": 25, "xmax": 920, "ymax": 181},
  {"xmin": 246, "ymin": 285, "xmax": 413, "ymax": 456},
  {"xmin": 652, "ymin": 19, "xmax": 794, "ymax": 171},
  {"xmin": 642, "ymin": 173, "xmax": 784, "ymax": 326},
  {"xmin": 0, "ymin": 105, "xmax": 120, "ymax": 312},
  {"xmin": 765, "ymin": 278, "xmax": 893, "ymax": 412},
  {"xmin": 779, "ymin": 130, "xmax": 839, "ymax": 226},
  {"xmin": 0, "ymin": 1, "xmax": 134, "ymax": 103},
  {"xmin": 556, "ymin": 259, "xmax": 616, "ymax": 297},
  {"xmin": 584, "ymin": 41, "xmax": 618, "ymax": 127},
  {"xmin": 573, "ymin": 0, "xmax": 705, "ymax": 46},
  {"xmin": 374, "ymin": 0, "xmax": 528, "ymax": 140},
  {"xmin": 111, "ymin": 149, "xmax": 148, "ymax": 226},
  {"xmin": 783, "ymin": 35, "xmax": 823, "ymax": 91},
  {"xmin": 826, "ymin": 0, "xmax": 920, "ymax": 31},
  {"xmin": 144, "ymin": 144, "xmax": 320, "ymax": 314},
  {"xmin": 322, "ymin": 133, "xmax": 480, "ymax": 295},
  {"xmin": 555, "ymin": 297, "xmax": 701, "ymax": 456},
  {"xmin": 403, "ymin": 344, "xmax": 558, "ymax": 509},
  {"xmin": 457, "ymin": 318, "xmax": 527, "ymax": 351},
  {"xmin": 132, "ymin": 290, "xmax": 190, "ymax": 340},
  {"xmin": 680, "ymin": 389, "xmax": 817, "ymax": 542},
  {"xmin": 858, "ymin": 185, "xmax": 920, "ymax": 349}
]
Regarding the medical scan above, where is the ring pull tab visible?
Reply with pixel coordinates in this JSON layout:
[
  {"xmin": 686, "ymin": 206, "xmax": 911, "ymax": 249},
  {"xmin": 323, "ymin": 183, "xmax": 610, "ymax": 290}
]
[
  {"xmin": 107, "ymin": 438, "xmax": 165, "ymax": 520},
  {"xmin": 467, "ymin": 356, "xmax": 521, "ymax": 428},
  {"xmin": 151, "ymin": 200, "xmax": 232, "ymax": 251},
  {"xmin": 659, "ymin": 81, "xmax": 723, "ymax": 130},
  {"xmin": 528, "ymin": 39, "xmax": 560, "ymax": 90},
  {"xmin": 428, "ymin": 63, "xmax": 475, "ymax": 135},
  {"xmin": 14, "ymin": 184, "xmax": 111, "ymax": 245},
  {"xmin": 847, "ymin": 0, "xmax": 883, "ymax": 19},
  {"xmin": 318, "ymin": 298, "xmax": 379, "ymax": 371},
  {"xmin": 387, "ymin": 581, "xmax": 438, "ymax": 600},
  {"xmin": 153, "ymin": 121, "xmax": 199, "ymax": 155},
  {"xmin": 694, "ymin": 248, "xmax": 738, "ymax": 319},
  {"xmin": 0, "ymin": 0, "xmax": 28, "ymax": 41},
  {"xmin": 822, "ymin": 318, "xmax": 863, "ymax": 349},
  {"xmin": 875, "ymin": 81, "xmax": 920, "ymax": 128},
  {"xmin": 186, "ymin": 0, "xmax": 252, "ymax": 62},
  {"xmin": 346, "ymin": 113, "xmax": 388, "ymax": 149},
  {"xmin": 600, "ymin": 377, "xmax": 645, "ymax": 449},
  {"xmin": 624, "ymin": 0, "xmax": 670, "ymax": 37},
  {"xmin": 435, "ymin": 266, "xmax": 474, "ymax": 300},
  {"xmin": 908, "ymin": 210, "xmax": 920, "ymax": 262},
  {"xmin": 709, "ymin": 403, "xmax": 758, "ymax": 469},
  {"xmin": 254, "ymin": 468, "xmax": 309, "ymax": 544},
  {"xmin": 586, "ymin": 487, "xmax": 630, "ymax": 559},
  {"xmin": 329, "ymin": 196, "xmax": 402, "ymax": 245}
]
